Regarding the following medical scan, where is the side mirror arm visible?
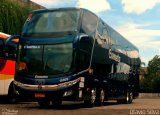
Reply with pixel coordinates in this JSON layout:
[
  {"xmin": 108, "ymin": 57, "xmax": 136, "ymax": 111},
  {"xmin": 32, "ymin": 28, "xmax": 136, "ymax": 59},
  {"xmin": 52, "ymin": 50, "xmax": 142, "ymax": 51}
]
[{"xmin": 5, "ymin": 35, "xmax": 20, "ymax": 46}]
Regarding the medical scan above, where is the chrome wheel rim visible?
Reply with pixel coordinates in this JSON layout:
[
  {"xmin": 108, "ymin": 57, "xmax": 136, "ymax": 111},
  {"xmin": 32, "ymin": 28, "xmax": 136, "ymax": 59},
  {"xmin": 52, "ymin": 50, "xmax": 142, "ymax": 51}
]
[
  {"xmin": 126, "ymin": 92, "xmax": 129, "ymax": 102},
  {"xmin": 130, "ymin": 92, "xmax": 133, "ymax": 102},
  {"xmin": 91, "ymin": 89, "xmax": 96, "ymax": 104},
  {"xmin": 100, "ymin": 90, "xmax": 105, "ymax": 103}
]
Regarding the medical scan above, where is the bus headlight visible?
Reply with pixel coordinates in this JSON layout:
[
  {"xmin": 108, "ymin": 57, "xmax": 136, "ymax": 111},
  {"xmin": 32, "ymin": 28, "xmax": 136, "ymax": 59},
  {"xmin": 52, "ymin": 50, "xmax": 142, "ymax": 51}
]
[{"xmin": 63, "ymin": 90, "xmax": 73, "ymax": 97}]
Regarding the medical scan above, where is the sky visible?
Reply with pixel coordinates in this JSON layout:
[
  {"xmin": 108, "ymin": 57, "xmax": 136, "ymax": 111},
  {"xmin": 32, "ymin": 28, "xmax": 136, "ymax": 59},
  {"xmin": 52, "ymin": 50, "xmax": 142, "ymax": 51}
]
[{"xmin": 31, "ymin": 0, "xmax": 160, "ymax": 66}]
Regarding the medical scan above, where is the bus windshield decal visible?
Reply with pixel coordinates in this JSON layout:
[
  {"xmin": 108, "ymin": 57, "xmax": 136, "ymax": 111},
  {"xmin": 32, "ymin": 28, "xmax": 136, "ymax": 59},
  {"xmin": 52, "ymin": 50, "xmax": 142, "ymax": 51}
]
[{"xmin": 24, "ymin": 45, "xmax": 40, "ymax": 49}]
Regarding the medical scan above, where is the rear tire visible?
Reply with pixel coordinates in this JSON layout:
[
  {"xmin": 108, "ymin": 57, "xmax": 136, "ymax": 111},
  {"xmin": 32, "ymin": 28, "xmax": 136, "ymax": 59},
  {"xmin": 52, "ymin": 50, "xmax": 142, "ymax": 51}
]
[
  {"xmin": 117, "ymin": 91, "xmax": 133, "ymax": 104},
  {"xmin": 100, "ymin": 89, "xmax": 105, "ymax": 105},
  {"xmin": 96, "ymin": 89, "xmax": 105, "ymax": 106},
  {"xmin": 128, "ymin": 91, "xmax": 133, "ymax": 104}
]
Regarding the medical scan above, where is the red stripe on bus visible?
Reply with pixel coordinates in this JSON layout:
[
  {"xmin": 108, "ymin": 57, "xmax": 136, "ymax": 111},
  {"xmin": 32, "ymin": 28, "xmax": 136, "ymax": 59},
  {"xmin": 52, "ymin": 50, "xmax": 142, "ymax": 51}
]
[{"xmin": 0, "ymin": 59, "xmax": 15, "ymax": 75}]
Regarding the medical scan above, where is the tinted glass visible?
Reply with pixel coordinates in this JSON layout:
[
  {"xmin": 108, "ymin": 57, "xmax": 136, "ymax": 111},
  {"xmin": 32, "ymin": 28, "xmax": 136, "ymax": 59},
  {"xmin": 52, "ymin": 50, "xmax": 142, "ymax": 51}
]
[
  {"xmin": 82, "ymin": 11, "xmax": 98, "ymax": 34},
  {"xmin": 22, "ymin": 10, "xmax": 80, "ymax": 37},
  {"xmin": 17, "ymin": 43, "xmax": 73, "ymax": 76}
]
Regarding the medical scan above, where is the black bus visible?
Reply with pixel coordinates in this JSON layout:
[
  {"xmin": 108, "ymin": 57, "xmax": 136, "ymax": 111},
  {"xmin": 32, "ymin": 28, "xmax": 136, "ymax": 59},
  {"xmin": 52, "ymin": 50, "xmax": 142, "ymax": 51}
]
[{"xmin": 8, "ymin": 8, "xmax": 141, "ymax": 107}]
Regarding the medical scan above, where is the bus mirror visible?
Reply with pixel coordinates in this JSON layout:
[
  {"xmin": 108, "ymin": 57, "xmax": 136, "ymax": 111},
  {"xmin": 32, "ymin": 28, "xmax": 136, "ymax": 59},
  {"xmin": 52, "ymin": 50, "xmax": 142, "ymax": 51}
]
[
  {"xmin": 5, "ymin": 35, "xmax": 20, "ymax": 45},
  {"xmin": 5, "ymin": 35, "xmax": 20, "ymax": 60},
  {"xmin": 79, "ymin": 36, "xmax": 92, "ymax": 50},
  {"xmin": 80, "ymin": 37, "xmax": 91, "ymax": 43}
]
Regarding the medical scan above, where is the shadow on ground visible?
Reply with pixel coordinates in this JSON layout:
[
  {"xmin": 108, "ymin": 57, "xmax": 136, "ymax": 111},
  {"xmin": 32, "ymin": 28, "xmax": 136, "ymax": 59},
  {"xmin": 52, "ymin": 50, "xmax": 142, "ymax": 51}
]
[{"xmin": 16, "ymin": 101, "xmax": 120, "ymax": 110}]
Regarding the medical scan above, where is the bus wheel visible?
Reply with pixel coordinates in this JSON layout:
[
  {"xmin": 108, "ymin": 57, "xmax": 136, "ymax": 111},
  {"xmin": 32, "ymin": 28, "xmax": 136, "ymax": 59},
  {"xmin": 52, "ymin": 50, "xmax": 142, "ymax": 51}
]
[
  {"xmin": 124, "ymin": 91, "xmax": 133, "ymax": 104},
  {"xmin": 8, "ymin": 83, "xmax": 17, "ymax": 103},
  {"xmin": 96, "ymin": 89, "xmax": 105, "ymax": 106},
  {"xmin": 84, "ymin": 88, "xmax": 96, "ymax": 106},
  {"xmin": 38, "ymin": 100, "xmax": 50, "ymax": 108},
  {"xmin": 117, "ymin": 91, "xmax": 133, "ymax": 104},
  {"xmin": 99, "ymin": 89, "xmax": 105, "ymax": 105},
  {"xmin": 128, "ymin": 91, "xmax": 133, "ymax": 104}
]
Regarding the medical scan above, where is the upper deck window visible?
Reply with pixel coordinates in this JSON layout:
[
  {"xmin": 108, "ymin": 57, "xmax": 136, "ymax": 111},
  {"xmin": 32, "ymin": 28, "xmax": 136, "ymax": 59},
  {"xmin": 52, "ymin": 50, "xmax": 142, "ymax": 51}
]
[
  {"xmin": 22, "ymin": 10, "xmax": 80, "ymax": 37},
  {"xmin": 81, "ymin": 11, "xmax": 98, "ymax": 34}
]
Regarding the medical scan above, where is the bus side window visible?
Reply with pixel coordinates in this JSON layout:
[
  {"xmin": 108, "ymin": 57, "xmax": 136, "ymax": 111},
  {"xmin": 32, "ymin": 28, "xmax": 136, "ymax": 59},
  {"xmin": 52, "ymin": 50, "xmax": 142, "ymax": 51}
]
[{"xmin": 0, "ymin": 39, "xmax": 5, "ymax": 58}]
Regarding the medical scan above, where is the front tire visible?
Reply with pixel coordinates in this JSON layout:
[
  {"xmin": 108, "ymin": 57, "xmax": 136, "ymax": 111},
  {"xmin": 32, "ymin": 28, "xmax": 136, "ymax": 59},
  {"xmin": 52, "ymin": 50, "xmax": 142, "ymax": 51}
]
[
  {"xmin": 8, "ymin": 83, "xmax": 17, "ymax": 103},
  {"xmin": 128, "ymin": 91, "xmax": 133, "ymax": 104},
  {"xmin": 84, "ymin": 88, "xmax": 96, "ymax": 106}
]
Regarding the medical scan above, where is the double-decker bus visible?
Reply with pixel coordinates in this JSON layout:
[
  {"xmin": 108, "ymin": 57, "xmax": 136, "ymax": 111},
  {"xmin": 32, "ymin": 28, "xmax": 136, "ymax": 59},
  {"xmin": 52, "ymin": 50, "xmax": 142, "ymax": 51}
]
[
  {"xmin": 9, "ymin": 8, "xmax": 141, "ymax": 107},
  {"xmin": 0, "ymin": 32, "xmax": 18, "ymax": 102}
]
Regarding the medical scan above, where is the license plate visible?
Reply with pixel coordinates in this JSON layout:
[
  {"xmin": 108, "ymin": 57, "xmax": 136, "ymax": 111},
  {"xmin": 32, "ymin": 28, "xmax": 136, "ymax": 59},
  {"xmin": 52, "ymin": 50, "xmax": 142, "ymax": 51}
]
[{"xmin": 35, "ymin": 93, "xmax": 45, "ymax": 98}]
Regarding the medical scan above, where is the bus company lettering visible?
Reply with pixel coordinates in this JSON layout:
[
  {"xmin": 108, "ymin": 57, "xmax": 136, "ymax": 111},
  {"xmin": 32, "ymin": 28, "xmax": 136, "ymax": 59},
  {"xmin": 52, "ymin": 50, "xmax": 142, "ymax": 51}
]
[
  {"xmin": 109, "ymin": 49, "xmax": 121, "ymax": 62},
  {"xmin": 60, "ymin": 77, "xmax": 69, "ymax": 82},
  {"xmin": 24, "ymin": 45, "xmax": 40, "ymax": 49}
]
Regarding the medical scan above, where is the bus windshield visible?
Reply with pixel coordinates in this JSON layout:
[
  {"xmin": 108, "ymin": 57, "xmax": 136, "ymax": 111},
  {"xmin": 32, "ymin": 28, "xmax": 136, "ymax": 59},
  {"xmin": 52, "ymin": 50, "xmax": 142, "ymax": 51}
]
[
  {"xmin": 22, "ymin": 10, "xmax": 80, "ymax": 37},
  {"xmin": 17, "ymin": 43, "xmax": 73, "ymax": 76}
]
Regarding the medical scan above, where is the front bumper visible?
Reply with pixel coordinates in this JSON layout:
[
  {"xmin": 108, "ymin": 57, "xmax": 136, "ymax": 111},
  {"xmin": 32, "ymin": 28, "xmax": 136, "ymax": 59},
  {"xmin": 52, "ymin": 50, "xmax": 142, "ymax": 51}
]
[
  {"xmin": 13, "ymin": 78, "xmax": 81, "ymax": 100},
  {"xmin": 13, "ymin": 78, "xmax": 80, "ymax": 91}
]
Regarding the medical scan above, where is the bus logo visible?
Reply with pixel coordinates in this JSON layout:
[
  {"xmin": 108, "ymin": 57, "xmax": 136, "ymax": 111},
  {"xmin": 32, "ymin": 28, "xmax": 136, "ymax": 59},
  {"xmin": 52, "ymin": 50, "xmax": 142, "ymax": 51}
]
[
  {"xmin": 35, "ymin": 75, "xmax": 48, "ymax": 78},
  {"xmin": 35, "ymin": 79, "xmax": 45, "ymax": 85},
  {"xmin": 59, "ymin": 77, "xmax": 69, "ymax": 82}
]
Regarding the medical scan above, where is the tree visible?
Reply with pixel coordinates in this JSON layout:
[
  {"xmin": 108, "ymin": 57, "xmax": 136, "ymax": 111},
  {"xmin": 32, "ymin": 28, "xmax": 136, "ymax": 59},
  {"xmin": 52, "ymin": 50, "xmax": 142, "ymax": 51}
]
[
  {"xmin": 140, "ymin": 55, "xmax": 160, "ymax": 93},
  {"xmin": 0, "ymin": 0, "xmax": 33, "ymax": 35},
  {"xmin": 152, "ymin": 77, "xmax": 160, "ymax": 93},
  {"xmin": 148, "ymin": 55, "xmax": 160, "ymax": 78}
]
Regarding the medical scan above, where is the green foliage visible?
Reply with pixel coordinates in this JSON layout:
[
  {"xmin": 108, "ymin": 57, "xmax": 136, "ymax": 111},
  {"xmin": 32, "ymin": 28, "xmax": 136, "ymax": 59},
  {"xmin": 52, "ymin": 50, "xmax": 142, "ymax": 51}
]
[
  {"xmin": 0, "ymin": 0, "xmax": 33, "ymax": 35},
  {"xmin": 148, "ymin": 55, "xmax": 160, "ymax": 78},
  {"xmin": 152, "ymin": 76, "xmax": 160, "ymax": 93},
  {"xmin": 140, "ymin": 55, "xmax": 160, "ymax": 93},
  {"xmin": 140, "ymin": 75, "xmax": 153, "ymax": 93}
]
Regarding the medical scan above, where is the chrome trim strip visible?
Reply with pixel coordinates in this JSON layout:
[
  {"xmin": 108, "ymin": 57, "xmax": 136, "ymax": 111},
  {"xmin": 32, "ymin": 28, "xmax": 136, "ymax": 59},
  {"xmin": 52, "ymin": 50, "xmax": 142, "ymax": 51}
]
[{"xmin": 14, "ymin": 78, "xmax": 80, "ymax": 91}]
